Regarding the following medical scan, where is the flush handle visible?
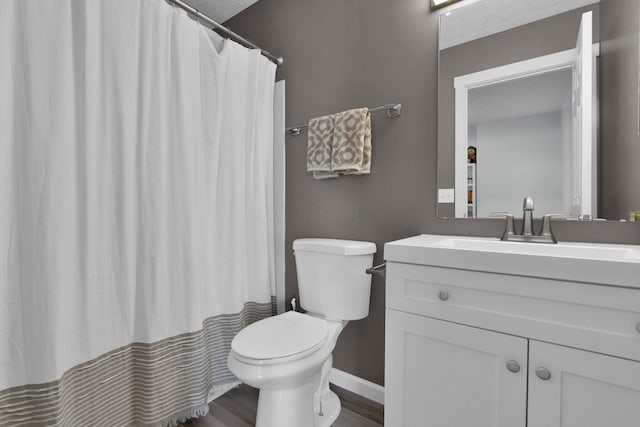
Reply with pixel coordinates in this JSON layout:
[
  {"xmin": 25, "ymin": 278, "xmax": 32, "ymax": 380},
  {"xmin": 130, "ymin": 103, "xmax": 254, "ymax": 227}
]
[
  {"xmin": 366, "ymin": 262, "xmax": 386, "ymax": 279},
  {"xmin": 506, "ymin": 360, "xmax": 521, "ymax": 373},
  {"xmin": 535, "ymin": 367, "xmax": 552, "ymax": 381},
  {"xmin": 438, "ymin": 290, "xmax": 450, "ymax": 301}
]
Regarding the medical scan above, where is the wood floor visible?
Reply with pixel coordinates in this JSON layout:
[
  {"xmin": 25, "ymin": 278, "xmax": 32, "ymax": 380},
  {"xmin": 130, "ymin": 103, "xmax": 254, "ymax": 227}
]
[{"xmin": 179, "ymin": 384, "xmax": 384, "ymax": 427}]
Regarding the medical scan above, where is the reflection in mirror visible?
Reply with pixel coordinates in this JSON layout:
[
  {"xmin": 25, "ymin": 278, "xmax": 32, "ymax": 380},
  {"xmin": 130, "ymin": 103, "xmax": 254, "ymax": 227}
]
[
  {"xmin": 436, "ymin": 0, "xmax": 640, "ymax": 221},
  {"xmin": 465, "ymin": 69, "xmax": 573, "ymax": 218},
  {"xmin": 455, "ymin": 28, "xmax": 596, "ymax": 219}
]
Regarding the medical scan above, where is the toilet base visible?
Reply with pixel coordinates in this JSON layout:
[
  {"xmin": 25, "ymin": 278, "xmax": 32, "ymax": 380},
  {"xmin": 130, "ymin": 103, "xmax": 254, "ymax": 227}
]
[
  {"xmin": 253, "ymin": 381, "xmax": 342, "ymax": 427},
  {"xmin": 255, "ymin": 375, "xmax": 320, "ymax": 427},
  {"xmin": 314, "ymin": 389, "xmax": 341, "ymax": 427}
]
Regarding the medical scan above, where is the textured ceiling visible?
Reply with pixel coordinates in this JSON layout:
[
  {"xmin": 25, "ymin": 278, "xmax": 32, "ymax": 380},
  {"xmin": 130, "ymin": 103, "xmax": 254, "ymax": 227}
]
[
  {"xmin": 439, "ymin": 0, "xmax": 599, "ymax": 49},
  {"xmin": 181, "ymin": 0, "xmax": 260, "ymax": 23}
]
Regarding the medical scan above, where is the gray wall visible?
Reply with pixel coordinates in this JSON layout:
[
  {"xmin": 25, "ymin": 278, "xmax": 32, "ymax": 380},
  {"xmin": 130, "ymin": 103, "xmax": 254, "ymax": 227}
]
[
  {"xmin": 227, "ymin": 0, "xmax": 640, "ymax": 387},
  {"xmin": 600, "ymin": 0, "xmax": 640, "ymax": 219}
]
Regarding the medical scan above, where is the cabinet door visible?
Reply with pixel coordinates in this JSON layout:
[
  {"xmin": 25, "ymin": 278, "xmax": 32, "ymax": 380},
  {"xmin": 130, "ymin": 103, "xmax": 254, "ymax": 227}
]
[
  {"xmin": 385, "ymin": 310, "xmax": 527, "ymax": 427},
  {"xmin": 528, "ymin": 341, "xmax": 640, "ymax": 427}
]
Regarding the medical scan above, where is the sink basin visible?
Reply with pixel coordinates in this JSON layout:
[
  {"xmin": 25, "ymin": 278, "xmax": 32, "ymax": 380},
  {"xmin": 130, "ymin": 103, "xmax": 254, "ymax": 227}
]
[
  {"xmin": 384, "ymin": 234, "xmax": 640, "ymax": 288},
  {"xmin": 431, "ymin": 236, "xmax": 640, "ymax": 262}
]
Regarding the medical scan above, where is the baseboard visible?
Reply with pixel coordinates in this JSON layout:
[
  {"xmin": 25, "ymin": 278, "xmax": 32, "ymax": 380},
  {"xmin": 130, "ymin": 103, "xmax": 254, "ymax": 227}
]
[{"xmin": 329, "ymin": 368, "xmax": 384, "ymax": 405}]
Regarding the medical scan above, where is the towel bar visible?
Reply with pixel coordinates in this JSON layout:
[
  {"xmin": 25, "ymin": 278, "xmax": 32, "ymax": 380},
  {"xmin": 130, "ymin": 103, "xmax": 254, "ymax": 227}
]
[{"xmin": 286, "ymin": 104, "xmax": 401, "ymax": 136}]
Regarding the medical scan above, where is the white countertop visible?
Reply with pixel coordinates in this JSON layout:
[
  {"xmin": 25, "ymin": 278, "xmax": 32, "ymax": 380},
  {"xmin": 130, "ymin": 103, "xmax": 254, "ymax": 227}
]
[{"xmin": 384, "ymin": 234, "xmax": 640, "ymax": 288}]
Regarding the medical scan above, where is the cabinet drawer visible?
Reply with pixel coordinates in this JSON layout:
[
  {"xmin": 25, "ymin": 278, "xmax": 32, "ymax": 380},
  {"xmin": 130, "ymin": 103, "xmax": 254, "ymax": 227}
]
[{"xmin": 386, "ymin": 262, "xmax": 640, "ymax": 361}]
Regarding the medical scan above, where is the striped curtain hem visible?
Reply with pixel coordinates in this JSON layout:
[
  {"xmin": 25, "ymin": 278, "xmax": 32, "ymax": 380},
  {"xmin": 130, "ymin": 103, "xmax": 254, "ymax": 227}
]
[{"xmin": 0, "ymin": 298, "xmax": 276, "ymax": 427}]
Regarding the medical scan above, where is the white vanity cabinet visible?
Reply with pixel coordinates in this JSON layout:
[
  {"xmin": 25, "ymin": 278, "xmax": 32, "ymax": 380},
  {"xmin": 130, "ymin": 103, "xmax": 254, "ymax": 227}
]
[
  {"xmin": 383, "ymin": 235, "xmax": 640, "ymax": 427},
  {"xmin": 386, "ymin": 310, "xmax": 528, "ymax": 427},
  {"xmin": 527, "ymin": 341, "xmax": 640, "ymax": 427}
]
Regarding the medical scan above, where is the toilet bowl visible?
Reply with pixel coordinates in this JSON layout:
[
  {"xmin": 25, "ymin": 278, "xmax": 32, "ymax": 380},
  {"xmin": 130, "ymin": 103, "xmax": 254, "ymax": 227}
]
[
  {"xmin": 227, "ymin": 238, "xmax": 376, "ymax": 427},
  {"xmin": 228, "ymin": 311, "xmax": 346, "ymax": 427}
]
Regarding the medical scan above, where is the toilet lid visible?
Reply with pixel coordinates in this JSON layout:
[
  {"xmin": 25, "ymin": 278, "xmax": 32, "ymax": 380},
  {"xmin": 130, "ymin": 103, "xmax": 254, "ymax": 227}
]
[{"xmin": 231, "ymin": 311, "xmax": 328, "ymax": 361}]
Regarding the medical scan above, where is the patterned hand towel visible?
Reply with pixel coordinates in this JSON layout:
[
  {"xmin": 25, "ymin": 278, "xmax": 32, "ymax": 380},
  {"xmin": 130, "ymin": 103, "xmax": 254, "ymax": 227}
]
[
  {"xmin": 307, "ymin": 114, "xmax": 335, "ymax": 172},
  {"xmin": 345, "ymin": 111, "xmax": 371, "ymax": 175},
  {"xmin": 332, "ymin": 108, "xmax": 371, "ymax": 175}
]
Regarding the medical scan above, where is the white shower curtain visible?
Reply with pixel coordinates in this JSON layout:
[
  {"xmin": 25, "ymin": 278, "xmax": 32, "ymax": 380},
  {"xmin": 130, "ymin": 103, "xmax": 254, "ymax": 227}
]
[{"xmin": 0, "ymin": 0, "xmax": 276, "ymax": 425}]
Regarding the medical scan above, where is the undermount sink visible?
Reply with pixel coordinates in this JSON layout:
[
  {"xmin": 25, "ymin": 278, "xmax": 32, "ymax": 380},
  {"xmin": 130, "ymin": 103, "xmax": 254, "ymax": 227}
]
[{"xmin": 384, "ymin": 234, "xmax": 640, "ymax": 288}]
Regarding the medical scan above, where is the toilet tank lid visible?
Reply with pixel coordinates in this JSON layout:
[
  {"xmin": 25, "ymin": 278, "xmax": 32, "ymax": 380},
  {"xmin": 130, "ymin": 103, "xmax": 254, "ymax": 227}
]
[{"xmin": 293, "ymin": 238, "xmax": 376, "ymax": 255}]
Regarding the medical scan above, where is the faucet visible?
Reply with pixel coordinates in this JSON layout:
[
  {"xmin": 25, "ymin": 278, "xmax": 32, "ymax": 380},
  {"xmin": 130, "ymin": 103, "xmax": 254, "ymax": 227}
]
[
  {"xmin": 521, "ymin": 196, "xmax": 535, "ymax": 236},
  {"xmin": 491, "ymin": 197, "xmax": 565, "ymax": 244}
]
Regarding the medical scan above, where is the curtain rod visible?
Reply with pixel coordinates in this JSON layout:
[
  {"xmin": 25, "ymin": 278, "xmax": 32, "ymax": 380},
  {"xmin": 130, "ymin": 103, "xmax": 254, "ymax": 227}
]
[
  {"xmin": 168, "ymin": 0, "xmax": 283, "ymax": 66},
  {"xmin": 286, "ymin": 104, "xmax": 402, "ymax": 136}
]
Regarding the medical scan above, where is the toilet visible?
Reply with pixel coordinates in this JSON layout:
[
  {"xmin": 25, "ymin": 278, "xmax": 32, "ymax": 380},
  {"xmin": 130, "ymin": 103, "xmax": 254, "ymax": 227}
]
[{"xmin": 227, "ymin": 238, "xmax": 376, "ymax": 427}]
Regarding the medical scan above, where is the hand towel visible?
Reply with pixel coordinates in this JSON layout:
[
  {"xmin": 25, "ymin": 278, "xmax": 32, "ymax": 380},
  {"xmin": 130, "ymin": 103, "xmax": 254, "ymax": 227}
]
[
  {"xmin": 345, "ymin": 111, "xmax": 371, "ymax": 175},
  {"xmin": 313, "ymin": 171, "xmax": 340, "ymax": 179},
  {"xmin": 332, "ymin": 108, "xmax": 370, "ymax": 175},
  {"xmin": 307, "ymin": 114, "xmax": 335, "ymax": 172}
]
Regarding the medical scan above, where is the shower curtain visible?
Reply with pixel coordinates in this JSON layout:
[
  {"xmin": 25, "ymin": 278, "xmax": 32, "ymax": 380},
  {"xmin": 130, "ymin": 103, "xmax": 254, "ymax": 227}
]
[{"xmin": 0, "ymin": 0, "xmax": 277, "ymax": 425}]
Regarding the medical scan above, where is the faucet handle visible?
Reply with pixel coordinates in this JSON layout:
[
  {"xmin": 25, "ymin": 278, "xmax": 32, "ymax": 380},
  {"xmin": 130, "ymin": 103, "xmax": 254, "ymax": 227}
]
[
  {"xmin": 490, "ymin": 212, "xmax": 517, "ymax": 240},
  {"xmin": 540, "ymin": 214, "xmax": 567, "ymax": 242},
  {"xmin": 490, "ymin": 211, "xmax": 513, "ymax": 218}
]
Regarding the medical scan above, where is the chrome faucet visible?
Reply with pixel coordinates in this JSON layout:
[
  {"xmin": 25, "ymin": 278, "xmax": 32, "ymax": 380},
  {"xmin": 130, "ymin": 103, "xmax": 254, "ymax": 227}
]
[
  {"xmin": 521, "ymin": 196, "xmax": 535, "ymax": 236},
  {"xmin": 491, "ymin": 197, "xmax": 565, "ymax": 244}
]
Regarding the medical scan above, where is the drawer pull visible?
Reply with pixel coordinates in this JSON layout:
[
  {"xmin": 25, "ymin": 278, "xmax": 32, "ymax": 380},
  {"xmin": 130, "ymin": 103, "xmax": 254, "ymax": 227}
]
[
  {"xmin": 636, "ymin": 322, "xmax": 640, "ymax": 334},
  {"xmin": 506, "ymin": 360, "xmax": 520, "ymax": 373},
  {"xmin": 438, "ymin": 290, "xmax": 450, "ymax": 301},
  {"xmin": 535, "ymin": 367, "xmax": 552, "ymax": 381}
]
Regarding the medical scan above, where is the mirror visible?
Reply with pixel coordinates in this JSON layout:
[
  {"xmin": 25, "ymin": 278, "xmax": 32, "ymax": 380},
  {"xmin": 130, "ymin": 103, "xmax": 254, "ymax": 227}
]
[{"xmin": 437, "ymin": 0, "xmax": 640, "ymax": 221}]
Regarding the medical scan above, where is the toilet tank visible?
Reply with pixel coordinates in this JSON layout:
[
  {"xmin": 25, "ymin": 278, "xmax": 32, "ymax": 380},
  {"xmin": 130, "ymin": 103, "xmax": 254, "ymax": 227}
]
[{"xmin": 293, "ymin": 238, "xmax": 376, "ymax": 320}]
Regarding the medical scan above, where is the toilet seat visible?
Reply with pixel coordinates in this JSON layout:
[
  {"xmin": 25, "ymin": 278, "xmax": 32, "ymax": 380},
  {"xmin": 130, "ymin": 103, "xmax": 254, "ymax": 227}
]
[{"xmin": 231, "ymin": 311, "xmax": 328, "ymax": 365}]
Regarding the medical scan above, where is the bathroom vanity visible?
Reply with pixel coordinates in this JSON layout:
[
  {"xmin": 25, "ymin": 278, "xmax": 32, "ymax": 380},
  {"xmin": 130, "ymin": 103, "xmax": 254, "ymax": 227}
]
[{"xmin": 384, "ymin": 234, "xmax": 640, "ymax": 427}]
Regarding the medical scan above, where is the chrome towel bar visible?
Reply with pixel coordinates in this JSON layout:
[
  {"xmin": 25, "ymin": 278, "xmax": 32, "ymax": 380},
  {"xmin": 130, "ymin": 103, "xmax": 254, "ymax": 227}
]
[{"xmin": 286, "ymin": 104, "xmax": 402, "ymax": 136}]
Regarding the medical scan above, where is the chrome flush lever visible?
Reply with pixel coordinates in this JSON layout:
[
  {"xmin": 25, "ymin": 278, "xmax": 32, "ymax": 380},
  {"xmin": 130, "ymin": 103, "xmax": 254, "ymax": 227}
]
[{"xmin": 366, "ymin": 262, "xmax": 386, "ymax": 279}]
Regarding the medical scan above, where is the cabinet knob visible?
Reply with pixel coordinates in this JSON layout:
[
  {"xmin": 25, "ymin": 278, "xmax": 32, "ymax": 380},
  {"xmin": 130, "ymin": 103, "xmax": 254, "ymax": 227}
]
[
  {"xmin": 506, "ymin": 360, "xmax": 520, "ymax": 373},
  {"xmin": 438, "ymin": 290, "xmax": 450, "ymax": 301},
  {"xmin": 535, "ymin": 367, "xmax": 552, "ymax": 381}
]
